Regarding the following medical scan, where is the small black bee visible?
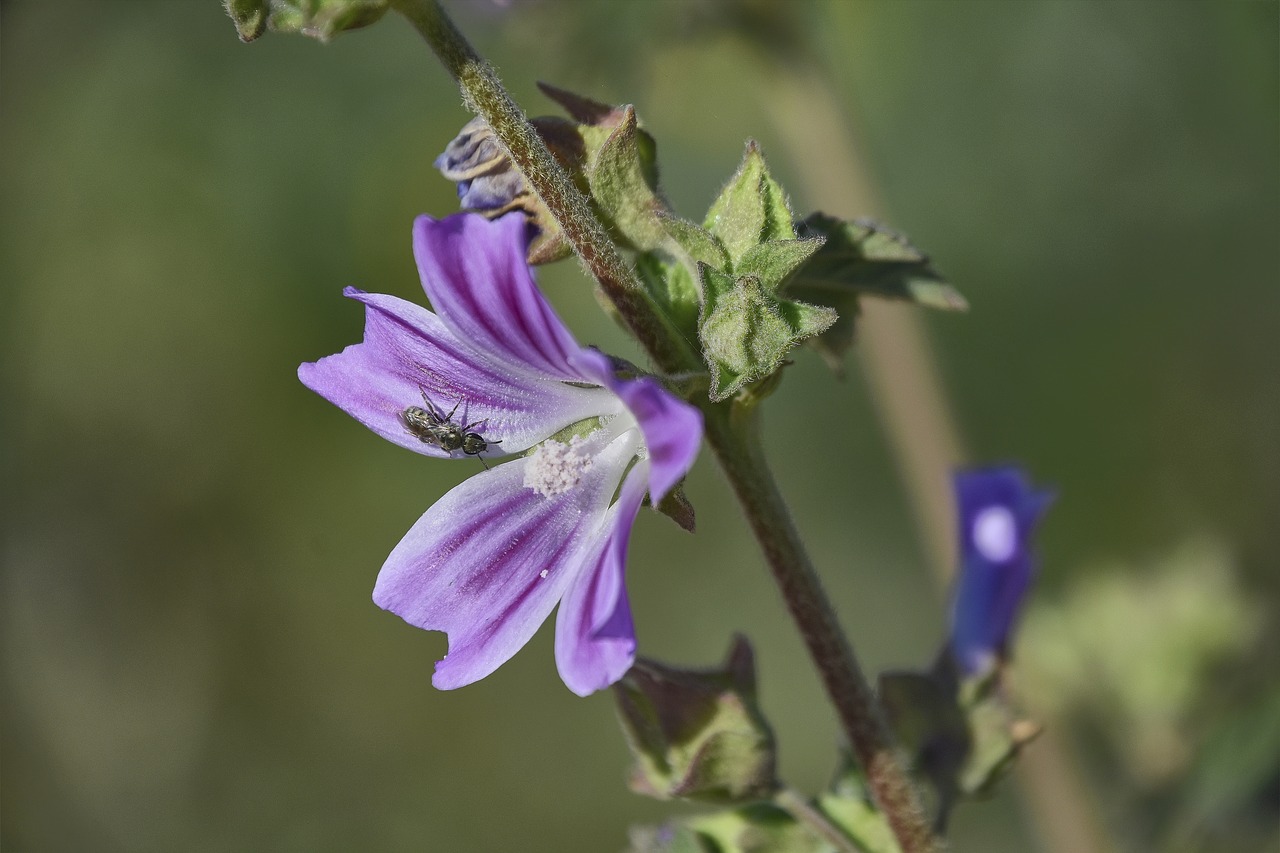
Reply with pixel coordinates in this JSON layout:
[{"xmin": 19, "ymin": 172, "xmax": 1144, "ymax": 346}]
[{"xmin": 401, "ymin": 391, "xmax": 501, "ymax": 467}]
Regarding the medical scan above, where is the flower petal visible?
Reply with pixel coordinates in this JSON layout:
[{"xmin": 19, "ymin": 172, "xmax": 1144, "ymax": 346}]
[
  {"xmin": 553, "ymin": 464, "xmax": 648, "ymax": 696},
  {"xmin": 413, "ymin": 213, "xmax": 584, "ymax": 382},
  {"xmin": 949, "ymin": 466, "xmax": 1055, "ymax": 674},
  {"xmin": 298, "ymin": 288, "xmax": 610, "ymax": 456},
  {"xmin": 373, "ymin": 437, "xmax": 634, "ymax": 690},
  {"xmin": 571, "ymin": 348, "xmax": 703, "ymax": 503}
]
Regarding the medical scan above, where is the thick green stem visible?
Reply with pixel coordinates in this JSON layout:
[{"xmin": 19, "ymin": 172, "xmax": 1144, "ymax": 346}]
[
  {"xmin": 704, "ymin": 404, "xmax": 940, "ymax": 853},
  {"xmin": 390, "ymin": 1, "xmax": 940, "ymax": 849},
  {"xmin": 389, "ymin": 0, "xmax": 692, "ymax": 374}
]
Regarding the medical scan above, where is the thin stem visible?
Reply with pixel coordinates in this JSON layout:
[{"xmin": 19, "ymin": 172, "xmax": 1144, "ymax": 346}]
[
  {"xmin": 775, "ymin": 785, "xmax": 867, "ymax": 853},
  {"xmin": 389, "ymin": 0, "xmax": 694, "ymax": 375},
  {"xmin": 704, "ymin": 404, "xmax": 940, "ymax": 853},
  {"xmin": 390, "ymin": 2, "xmax": 940, "ymax": 849}
]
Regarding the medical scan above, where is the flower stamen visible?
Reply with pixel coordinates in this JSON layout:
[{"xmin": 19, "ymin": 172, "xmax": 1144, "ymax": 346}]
[{"xmin": 524, "ymin": 436, "xmax": 593, "ymax": 498}]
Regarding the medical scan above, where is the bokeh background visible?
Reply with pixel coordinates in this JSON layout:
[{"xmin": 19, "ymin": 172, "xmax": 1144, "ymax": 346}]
[{"xmin": 3, "ymin": 1, "xmax": 1277, "ymax": 851}]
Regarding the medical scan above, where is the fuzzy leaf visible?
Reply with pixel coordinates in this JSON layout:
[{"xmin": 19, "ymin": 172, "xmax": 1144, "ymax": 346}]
[
  {"xmin": 786, "ymin": 214, "xmax": 964, "ymax": 370},
  {"xmin": 791, "ymin": 214, "xmax": 966, "ymax": 310},
  {"xmin": 614, "ymin": 636, "xmax": 778, "ymax": 805}
]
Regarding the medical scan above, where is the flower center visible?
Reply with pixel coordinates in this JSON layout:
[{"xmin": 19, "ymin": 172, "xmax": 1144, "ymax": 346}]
[
  {"xmin": 972, "ymin": 505, "xmax": 1018, "ymax": 562},
  {"xmin": 523, "ymin": 436, "xmax": 594, "ymax": 498}
]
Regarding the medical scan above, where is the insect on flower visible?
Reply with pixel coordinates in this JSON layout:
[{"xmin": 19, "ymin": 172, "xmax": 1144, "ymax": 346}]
[
  {"xmin": 298, "ymin": 212, "xmax": 703, "ymax": 695},
  {"xmin": 401, "ymin": 390, "xmax": 501, "ymax": 467}
]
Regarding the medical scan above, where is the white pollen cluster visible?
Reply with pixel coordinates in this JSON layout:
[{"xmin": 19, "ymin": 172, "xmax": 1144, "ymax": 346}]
[{"xmin": 523, "ymin": 436, "xmax": 593, "ymax": 498}]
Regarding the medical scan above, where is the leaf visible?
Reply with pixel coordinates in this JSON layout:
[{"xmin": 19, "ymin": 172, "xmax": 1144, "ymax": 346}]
[
  {"xmin": 587, "ymin": 106, "xmax": 669, "ymax": 252},
  {"xmin": 791, "ymin": 214, "xmax": 966, "ymax": 311}
]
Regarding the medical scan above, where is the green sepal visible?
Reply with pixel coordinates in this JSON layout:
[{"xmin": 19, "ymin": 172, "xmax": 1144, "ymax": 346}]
[
  {"xmin": 954, "ymin": 669, "xmax": 1041, "ymax": 798},
  {"xmin": 225, "ymin": 0, "xmax": 268, "ymax": 41},
  {"xmin": 614, "ymin": 636, "xmax": 778, "ymax": 805},
  {"xmin": 878, "ymin": 659, "xmax": 1039, "ymax": 828},
  {"xmin": 737, "ymin": 238, "xmax": 825, "ymax": 292},
  {"xmin": 699, "ymin": 267, "xmax": 836, "ymax": 401},
  {"xmin": 586, "ymin": 106, "xmax": 668, "ymax": 252},
  {"xmin": 227, "ymin": 0, "xmax": 389, "ymax": 43},
  {"xmin": 704, "ymin": 142, "xmax": 796, "ymax": 264},
  {"xmin": 787, "ymin": 214, "xmax": 966, "ymax": 371},
  {"xmin": 686, "ymin": 804, "xmax": 824, "ymax": 853},
  {"xmin": 650, "ymin": 483, "xmax": 697, "ymax": 533},
  {"xmin": 818, "ymin": 756, "xmax": 902, "ymax": 853},
  {"xmin": 635, "ymin": 253, "xmax": 702, "ymax": 349},
  {"xmin": 659, "ymin": 213, "xmax": 730, "ymax": 270}
]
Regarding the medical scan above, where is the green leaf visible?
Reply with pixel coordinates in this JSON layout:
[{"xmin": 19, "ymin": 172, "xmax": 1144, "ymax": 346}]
[
  {"xmin": 614, "ymin": 636, "xmax": 778, "ymax": 805},
  {"xmin": 230, "ymin": 0, "xmax": 389, "ymax": 43},
  {"xmin": 786, "ymin": 214, "xmax": 965, "ymax": 371},
  {"xmin": 699, "ymin": 267, "xmax": 836, "ymax": 401},
  {"xmin": 704, "ymin": 142, "xmax": 796, "ymax": 265},
  {"xmin": 791, "ymin": 214, "xmax": 966, "ymax": 311}
]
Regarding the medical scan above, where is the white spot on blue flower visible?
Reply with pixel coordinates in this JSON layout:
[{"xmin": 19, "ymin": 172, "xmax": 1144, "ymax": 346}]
[{"xmin": 972, "ymin": 505, "xmax": 1018, "ymax": 562}]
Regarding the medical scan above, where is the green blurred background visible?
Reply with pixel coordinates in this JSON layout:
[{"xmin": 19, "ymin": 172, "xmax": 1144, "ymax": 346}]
[{"xmin": 2, "ymin": 1, "xmax": 1276, "ymax": 851}]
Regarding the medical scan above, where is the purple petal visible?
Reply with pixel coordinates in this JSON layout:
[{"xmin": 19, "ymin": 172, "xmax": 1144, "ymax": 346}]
[
  {"xmin": 298, "ymin": 289, "xmax": 610, "ymax": 456},
  {"xmin": 413, "ymin": 214, "xmax": 584, "ymax": 382},
  {"xmin": 571, "ymin": 348, "xmax": 703, "ymax": 503},
  {"xmin": 949, "ymin": 466, "xmax": 1055, "ymax": 674},
  {"xmin": 553, "ymin": 465, "xmax": 647, "ymax": 696},
  {"xmin": 373, "ymin": 439, "xmax": 633, "ymax": 690}
]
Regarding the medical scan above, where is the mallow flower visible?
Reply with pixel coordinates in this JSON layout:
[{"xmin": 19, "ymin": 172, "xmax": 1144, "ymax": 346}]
[
  {"xmin": 948, "ymin": 466, "xmax": 1054, "ymax": 677},
  {"xmin": 298, "ymin": 212, "xmax": 702, "ymax": 695}
]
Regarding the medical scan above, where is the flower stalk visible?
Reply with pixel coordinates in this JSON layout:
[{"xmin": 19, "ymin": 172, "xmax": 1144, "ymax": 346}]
[{"xmin": 390, "ymin": 0, "xmax": 942, "ymax": 849}]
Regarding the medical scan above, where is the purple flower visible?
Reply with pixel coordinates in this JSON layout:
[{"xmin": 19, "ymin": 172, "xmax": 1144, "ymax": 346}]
[
  {"xmin": 948, "ymin": 467, "xmax": 1054, "ymax": 676},
  {"xmin": 298, "ymin": 212, "xmax": 702, "ymax": 695}
]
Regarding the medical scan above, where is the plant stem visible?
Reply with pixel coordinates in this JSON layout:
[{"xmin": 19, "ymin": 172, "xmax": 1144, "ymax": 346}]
[
  {"xmin": 704, "ymin": 404, "xmax": 940, "ymax": 853},
  {"xmin": 389, "ymin": 0, "xmax": 693, "ymax": 375},
  {"xmin": 391, "ymin": 1, "xmax": 940, "ymax": 849}
]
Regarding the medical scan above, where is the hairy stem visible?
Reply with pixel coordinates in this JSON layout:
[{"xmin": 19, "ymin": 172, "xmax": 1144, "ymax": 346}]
[
  {"xmin": 391, "ymin": 1, "xmax": 940, "ymax": 849},
  {"xmin": 389, "ymin": 0, "xmax": 694, "ymax": 374},
  {"xmin": 705, "ymin": 404, "xmax": 940, "ymax": 853}
]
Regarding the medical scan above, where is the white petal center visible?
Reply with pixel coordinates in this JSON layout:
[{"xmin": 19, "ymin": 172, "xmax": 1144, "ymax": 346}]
[
  {"xmin": 523, "ymin": 436, "xmax": 594, "ymax": 497},
  {"xmin": 972, "ymin": 506, "xmax": 1018, "ymax": 562}
]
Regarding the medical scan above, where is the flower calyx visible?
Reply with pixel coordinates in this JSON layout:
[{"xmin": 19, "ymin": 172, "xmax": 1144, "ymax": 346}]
[
  {"xmin": 224, "ymin": 0, "xmax": 388, "ymax": 43},
  {"xmin": 614, "ymin": 635, "xmax": 778, "ymax": 805}
]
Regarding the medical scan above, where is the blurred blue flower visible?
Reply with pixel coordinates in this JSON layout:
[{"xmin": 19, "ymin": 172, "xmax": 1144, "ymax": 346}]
[{"xmin": 949, "ymin": 467, "xmax": 1054, "ymax": 676}]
